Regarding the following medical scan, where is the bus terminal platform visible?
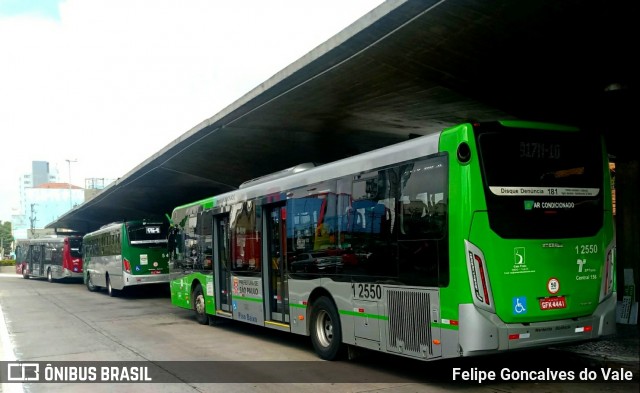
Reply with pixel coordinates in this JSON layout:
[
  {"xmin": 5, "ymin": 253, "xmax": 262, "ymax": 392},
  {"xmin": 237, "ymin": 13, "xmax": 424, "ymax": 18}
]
[{"xmin": 552, "ymin": 323, "xmax": 639, "ymax": 378}]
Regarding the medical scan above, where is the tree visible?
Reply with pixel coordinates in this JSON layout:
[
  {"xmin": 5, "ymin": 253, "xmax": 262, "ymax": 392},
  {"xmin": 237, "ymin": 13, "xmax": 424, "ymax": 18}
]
[{"xmin": 0, "ymin": 221, "xmax": 14, "ymax": 257}]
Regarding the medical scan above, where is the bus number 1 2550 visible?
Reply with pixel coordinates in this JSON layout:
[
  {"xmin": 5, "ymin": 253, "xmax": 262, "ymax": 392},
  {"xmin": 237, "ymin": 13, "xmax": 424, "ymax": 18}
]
[{"xmin": 352, "ymin": 283, "xmax": 382, "ymax": 300}]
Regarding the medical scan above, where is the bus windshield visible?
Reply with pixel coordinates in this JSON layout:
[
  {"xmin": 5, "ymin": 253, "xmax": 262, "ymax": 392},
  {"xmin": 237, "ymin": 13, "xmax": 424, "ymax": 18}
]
[
  {"xmin": 477, "ymin": 127, "xmax": 604, "ymax": 238},
  {"xmin": 69, "ymin": 237, "xmax": 83, "ymax": 258},
  {"xmin": 128, "ymin": 223, "xmax": 168, "ymax": 248}
]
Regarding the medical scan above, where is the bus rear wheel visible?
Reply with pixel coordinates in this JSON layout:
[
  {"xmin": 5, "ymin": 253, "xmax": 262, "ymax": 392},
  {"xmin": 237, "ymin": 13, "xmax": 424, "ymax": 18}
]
[
  {"xmin": 193, "ymin": 284, "xmax": 209, "ymax": 325},
  {"xmin": 22, "ymin": 266, "xmax": 29, "ymax": 279},
  {"xmin": 310, "ymin": 296, "xmax": 345, "ymax": 360},
  {"xmin": 86, "ymin": 273, "xmax": 98, "ymax": 292},
  {"xmin": 106, "ymin": 275, "xmax": 118, "ymax": 297}
]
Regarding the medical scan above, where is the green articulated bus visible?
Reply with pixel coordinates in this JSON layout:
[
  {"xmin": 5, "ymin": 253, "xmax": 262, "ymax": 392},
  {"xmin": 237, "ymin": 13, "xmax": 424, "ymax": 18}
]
[
  {"xmin": 83, "ymin": 220, "xmax": 170, "ymax": 296},
  {"xmin": 168, "ymin": 120, "xmax": 616, "ymax": 361}
]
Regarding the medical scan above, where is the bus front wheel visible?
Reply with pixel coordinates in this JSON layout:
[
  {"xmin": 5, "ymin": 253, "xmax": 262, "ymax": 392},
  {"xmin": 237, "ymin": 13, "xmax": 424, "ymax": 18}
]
[
  {"xmin": 193, "ymin": 284, "xmax": 209, "ymax": 325},
  {"xmin": 22, "ymin": 266, "xmax": 29, "ymax": 279},
  {"xmin": 310, "ymin": 296, "xmax": 345, "ymax": 360},
  {"xmin": 47, "ymin": 268, "xmax": 53, "ymax": 283}
]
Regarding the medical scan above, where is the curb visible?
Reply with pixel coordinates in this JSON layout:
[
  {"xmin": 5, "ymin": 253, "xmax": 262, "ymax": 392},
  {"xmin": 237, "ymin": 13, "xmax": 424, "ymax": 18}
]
[{"xmin": 0, "ymin": 266, "xmax": 15, "ymax": 274}]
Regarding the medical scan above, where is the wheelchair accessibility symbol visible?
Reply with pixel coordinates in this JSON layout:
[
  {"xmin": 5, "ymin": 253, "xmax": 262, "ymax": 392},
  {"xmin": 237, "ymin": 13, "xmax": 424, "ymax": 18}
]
[{"xmin": 513, "ymin": 297, "xmax": 527, "ymax": 314}]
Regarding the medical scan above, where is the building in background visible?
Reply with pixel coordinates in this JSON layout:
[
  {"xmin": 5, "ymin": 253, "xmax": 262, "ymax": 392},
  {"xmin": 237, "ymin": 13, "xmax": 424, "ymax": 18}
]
[
  {"xmin": 11, "ymin": 161, "xmax": 115, "ymax": 240},
  {"xmin": 84, "ymin": 178, "xmax": 115, "ymax": 202},
  {"xmin": 31, "ymin": 161, "xmax": 56, "ymax": 188},
  {"xmin": 18, "ymin": 161, "xmax": 59, "ymax": 212}
]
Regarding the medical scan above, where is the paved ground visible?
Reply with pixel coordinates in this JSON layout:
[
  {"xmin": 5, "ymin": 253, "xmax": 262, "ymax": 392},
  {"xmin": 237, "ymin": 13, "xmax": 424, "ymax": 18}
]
[
  {"xmin": 0, "ymin": 270, "xmax": 637, "ymax": 392},
  {"xmin": 555, "ymin": 323, "xmax": 639, "ymax": 378},
  {"xmin": 0, "ymin": 265, "xmax": 637, "ymax": 372}
]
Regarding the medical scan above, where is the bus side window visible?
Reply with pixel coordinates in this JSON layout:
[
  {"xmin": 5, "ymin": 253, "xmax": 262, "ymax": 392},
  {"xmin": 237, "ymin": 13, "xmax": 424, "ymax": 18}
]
[
  {"xmin": 230, "ymin": 201, "xmax": 261, "ymax": 273},
  {"xmin": 344, "ymin": 169, "xmax": 397, "ymax": 277},
  {"xmin": 398, "ymin": 156, "xmax": 448, "ymax": 286},
  {"xmin": 400, "ymin": 197, "xmax": 430, "ymax": 236},
  {"xmin": 32, "ymin": 246, "xmax": 41, "ymax": 264}
]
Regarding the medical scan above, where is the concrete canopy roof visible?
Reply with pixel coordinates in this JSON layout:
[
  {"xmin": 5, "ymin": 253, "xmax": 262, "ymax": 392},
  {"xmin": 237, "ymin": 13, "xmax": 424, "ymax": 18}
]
[{"xmin": 47, "ymin": 0, "xmax": 634, "ymax": 234}]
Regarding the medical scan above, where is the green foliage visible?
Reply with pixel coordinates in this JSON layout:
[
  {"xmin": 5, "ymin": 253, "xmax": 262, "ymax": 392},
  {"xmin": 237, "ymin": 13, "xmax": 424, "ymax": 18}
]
[
  {"xmin": 0, "ymin": 221, "xmax": 14, "ymax": 254},
  {"xmin": 0, "ymin": 259, "xmax": 15, "ymax": 267}
]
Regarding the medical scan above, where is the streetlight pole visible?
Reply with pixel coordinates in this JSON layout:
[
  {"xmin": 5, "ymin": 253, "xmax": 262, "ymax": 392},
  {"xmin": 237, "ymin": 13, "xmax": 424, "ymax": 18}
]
[{"xmin": 65, "ymin": 159, "xmax": 77, "ymax": 209}]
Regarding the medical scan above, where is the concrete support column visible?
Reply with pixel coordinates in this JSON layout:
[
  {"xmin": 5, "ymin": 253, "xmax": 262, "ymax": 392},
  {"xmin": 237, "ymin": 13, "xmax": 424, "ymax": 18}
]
[{"xmin": 615, "ymin": 158, "xmax": 640, "ymax": 328}]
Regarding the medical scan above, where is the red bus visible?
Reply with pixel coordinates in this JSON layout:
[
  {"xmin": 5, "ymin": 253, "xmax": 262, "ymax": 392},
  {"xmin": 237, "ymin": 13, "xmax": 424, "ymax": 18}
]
[{"xmin": 15, "ymin": 236, "xmax": 83, "ymax": 282}]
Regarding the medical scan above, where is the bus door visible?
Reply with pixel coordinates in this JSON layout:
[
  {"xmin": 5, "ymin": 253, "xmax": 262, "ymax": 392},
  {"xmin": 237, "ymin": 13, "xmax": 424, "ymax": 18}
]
[
  {"xmin": 264, "ymin": 202, "xmax": 289, "ymax": 326},
  {"xmin": 214, "ymin": 213, "xmax": 233, "ymax": 317},
  {"xmin": 30, "ymin": 244, "xmax": 44, "ymax": 276},
  {"xmin": 25, "ymin": 245, "xmax": 34, "ymax": 276},
  {"xmin": 38, "ymin": 244, "xmax": 45, "ymax": 276}
]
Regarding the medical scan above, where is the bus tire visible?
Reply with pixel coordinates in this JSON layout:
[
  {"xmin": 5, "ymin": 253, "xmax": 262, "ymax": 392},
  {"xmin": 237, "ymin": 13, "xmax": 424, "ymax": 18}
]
[
  {"xmin": 106, "ymin": 275, "xmax": 118, "ymax": 297},
  {"xmin": 310, "ymin": 296, "xmax": 345, "ymax": 360},
  {"xmin": 193, "ymin": 284, "xmax": 209, "ymax": 325},
  {"xmin": 86, "ymin": 273, "xmax": 98, "ymax": 292},
  {"xmin": 47, "ymin": 268, "xmax": 53, "ymax": 283},
  {"xmin": 22, "ymin": 266, "xmax": 29, "ymax": 279}
]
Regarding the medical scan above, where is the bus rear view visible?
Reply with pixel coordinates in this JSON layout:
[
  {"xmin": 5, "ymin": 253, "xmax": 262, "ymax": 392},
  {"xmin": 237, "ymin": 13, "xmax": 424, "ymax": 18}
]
[{"xmin": 450, "ymin": 121, "xmax": 616, "ymax": 355}]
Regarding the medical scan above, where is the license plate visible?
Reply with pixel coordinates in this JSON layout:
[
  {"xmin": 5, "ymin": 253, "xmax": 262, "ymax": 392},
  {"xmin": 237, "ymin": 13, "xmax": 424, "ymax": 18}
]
[{"xmin": 539, "ymin": 296, "xmax": 566, "ymax": 310}]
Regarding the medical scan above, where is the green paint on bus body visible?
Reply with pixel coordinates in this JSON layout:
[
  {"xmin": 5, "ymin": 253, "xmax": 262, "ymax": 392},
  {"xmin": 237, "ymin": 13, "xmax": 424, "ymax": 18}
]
[
  {"xmin": 172, "ymin": 196, "xmax": 216, "ymax": 213},
  {"xmin": 231, "ymin": 295, "xmax": 263, "ymax": 303},
  {"xmin": 170, "ymin": 271, "xmax": 216, "ymax": 315},
  {"xmin": 120, "ymin": 221, "xmax": 170, "ymax": 276},
  {"xmin": 169, "ymin": 277, "xmax": 191, "ymax": 309},
  {"xmin": 498, "ymin": 120, "xmax": 579, "ymax": 132},
  {"xmin": 290, "ymin": 303, "xmax": 390, "ymax": 320},
  {"xmin": 339, "ymin": 310, "xmax": 388, "ymax": 320},
  {"xmin": 438, "ymin": 122, "xmax": 614, "ymax": 325},
  {"xmin": 290, "ymin": 304, "xmax": 389, "ymax": 321},
  {"xmin": 438, "ymin": 123, "xmax": 477, "ymax": 322}
]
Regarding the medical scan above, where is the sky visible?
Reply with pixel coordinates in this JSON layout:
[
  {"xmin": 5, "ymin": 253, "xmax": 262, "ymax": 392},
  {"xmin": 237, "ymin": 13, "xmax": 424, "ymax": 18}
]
[{"xmin": 0, "ymin": 0, "xmax": 384, "ymax": 223}]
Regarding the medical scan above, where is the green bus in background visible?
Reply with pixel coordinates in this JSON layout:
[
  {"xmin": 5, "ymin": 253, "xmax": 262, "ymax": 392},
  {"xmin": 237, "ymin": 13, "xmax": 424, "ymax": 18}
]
[
  {"xmin": 83, "ymin": 219, "xmax": 170, "ymax": 296},
  {"xmin": 168, "ymin": 120, "xmax": 616, "ymax": 361}
]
